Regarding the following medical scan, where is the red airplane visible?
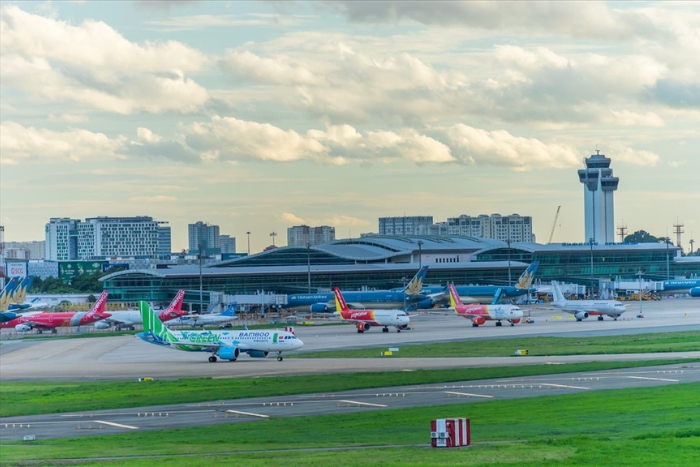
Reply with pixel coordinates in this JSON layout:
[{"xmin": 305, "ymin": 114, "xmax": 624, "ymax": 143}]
[
  {"xmin": 1, "ymin": 290, "xmax": 110, "ymax": 334},
  {"xmin": 448, "ymin": 283, "xmax": 523, "ymax": 327}
]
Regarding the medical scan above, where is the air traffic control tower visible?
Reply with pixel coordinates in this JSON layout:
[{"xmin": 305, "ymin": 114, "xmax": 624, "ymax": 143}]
[{"xmin": 578, "ymin": 150, "xmax": 619, "ymax": 244}]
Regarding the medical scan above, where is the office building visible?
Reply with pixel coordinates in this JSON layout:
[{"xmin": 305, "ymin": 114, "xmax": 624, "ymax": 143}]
[
  {"xmin": 378, "ymin": 216, "xmax": 434, "ymax": 236},
  {"xmin": 287, "ymin": 225, "xmax": 335, "ymax": 247},
  {"xmin": 188, "ymin": 221, "xmax": 220, "ymax": 256}
]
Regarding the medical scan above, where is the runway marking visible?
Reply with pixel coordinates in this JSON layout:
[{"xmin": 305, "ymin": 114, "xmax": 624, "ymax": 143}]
[
  {"xmin": 626, "ymin": 376, "xmax": 679, "ymax": 382},
  {"xmin": 93, "ymin": 420, "xmax": 139, "ymax": 430},
  {"xmin": 225, "ymin": 410, "xmax": 270, "ymax": 418},
  {"xmin": 444, "ymin": 391, "xmax": 493, "ymax": 398},
  {"xmin": 337, "ymin": 400, "xmax": 388, "ymax": 407},
  {"xmin": 540, "ymin": 383, "xmax": 591, "ymax": 390}
]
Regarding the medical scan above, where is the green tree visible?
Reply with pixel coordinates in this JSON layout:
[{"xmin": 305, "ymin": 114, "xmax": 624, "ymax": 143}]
[{"xmin": 624, "ymin": 230, "xmax": 672, "ymax": 244}]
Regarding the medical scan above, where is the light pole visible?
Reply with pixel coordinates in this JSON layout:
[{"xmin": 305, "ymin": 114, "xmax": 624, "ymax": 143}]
[
  {"xmin": 246, "ymin": 231, "xmax": 251, "ymax": 255},
  {"xmin": 666, "ymin": 236, "xmax": 670, "ymax": 279},
  {"xmin": 306, "ymin": 242, "xmax": 311, "ymax": 293},
  {"xmin": 198, "ymin": 243, "xmax": 203, "ymax": 313},
  {"xmin": 417, "ymin": 240, "xmax": 424, "ymax": 270},
  {"xmin": 270, "ymin": 231, "xmax": 277, "ymax": 246},
  {"xmin": 589, "ymin": 237, "xmax": 595, "ymax": 299},
  {"xmin": 637, "ymin": 269, "xmax": 644, "ymax": 316},
  {"xmin": 506, "ymin": 238, "xmax": 512, "ymax": 284}
]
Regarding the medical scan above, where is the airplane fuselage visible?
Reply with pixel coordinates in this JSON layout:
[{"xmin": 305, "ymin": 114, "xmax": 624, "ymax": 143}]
[
  {"xmin": 137, "ymin": 329, "xmax": 303, "ymax": 354},
  {"xmin": 337, "ymin": 309, "xmax": 410, "ymax": 328}
]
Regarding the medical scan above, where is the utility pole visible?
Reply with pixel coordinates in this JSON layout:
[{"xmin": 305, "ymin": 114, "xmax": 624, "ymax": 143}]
[
  {"xmin": 589, "ymin": 237, "xmax": 595, "ymax": 298},
  {"xmin": 307, "ymin": 242, "xmax": 311, "ymax": 293},
  {"xmin": 198, "ymin": 243, "xmax": 203, "ymax": 313},
  {"xmin": 246, "ymin": 231, "xmax": 251, "ymax": 255}
]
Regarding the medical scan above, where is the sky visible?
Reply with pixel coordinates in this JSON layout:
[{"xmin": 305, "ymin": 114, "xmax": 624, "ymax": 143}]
[{"xmin": 1, "ymin": 1, "xmax": 699, "ymax": 253}]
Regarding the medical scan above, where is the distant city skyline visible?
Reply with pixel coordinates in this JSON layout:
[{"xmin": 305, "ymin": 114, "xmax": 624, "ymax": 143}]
[{"xmin": 1, "ymin": 2, "xmax": 698, "ymax": 253}]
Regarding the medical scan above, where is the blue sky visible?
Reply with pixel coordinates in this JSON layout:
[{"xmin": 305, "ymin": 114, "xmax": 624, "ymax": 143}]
[{"xmin": 1, "ymin": 1, "xmax": 698, "ymax": 252}]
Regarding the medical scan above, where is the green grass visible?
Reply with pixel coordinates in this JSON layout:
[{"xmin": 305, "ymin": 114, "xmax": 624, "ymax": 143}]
[
  {"xmin": 1, "ymin": 359, "xmax": 697, "ymax": 418},
  {"xmin": 296, "ymin": 331, "xmax": 700, "ymax": 358},
  {"xmin": 2, "ymin": 383, "xmax": 699, "ymax": 466}
]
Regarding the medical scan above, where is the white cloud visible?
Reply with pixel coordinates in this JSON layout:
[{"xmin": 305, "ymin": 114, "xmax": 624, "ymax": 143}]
[
  {"xmin": 281, "ymin": 213, "xmax": 306, "ymax": 224},
  {"xmin": 0, "ymin": 5, "xmax": 210, "ymax": 114},
  {"xmin": 130, "ymin": 195, "xmax": 178, "ymax": 202},
  {"xmin": 136, "ymin": 127, "xmax": 163, "ymax": 144},
  {"xmin": 0, "ymin": 122, "xmax": 126, "ymax": 164}
]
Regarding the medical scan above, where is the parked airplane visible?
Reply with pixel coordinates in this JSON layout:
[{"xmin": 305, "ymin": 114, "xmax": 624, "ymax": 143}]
[
  {"xmin": 94, "ymin": 289, "xmax": 187, "ymax": 331},
  {"xmin": 168, "ymin": 301, "xmax": 239, "ymax": 328},
  {"xmin": 660, "ymin": 278, "xmax": 700, "ymax": 295},
  {"xmin": 333, "ymin": 287, "xmax": 411, "ymax": 333},
  {"xmin": 551, "ymin": 281, "xmax": 626, "ymax": 321},
  {"xmin": 0, "ymin": 278, "xmax": 21, "ymax": 322},
  {"xmin": 0, "ymin": 290, "xmax": 111, "ymax": 333},
  {"xmin": 422, "ymin": 261, "xmax": 540, "ymax": 305},
  {"xmin": 286, "ymin": 266, "xmax": 432, "ymax": 313},
  {"xmin": 135, "ymin": 301, "xmax": 303, "ymax": 362},
  {"xmin": 447, "ymin": 283, "xmax": 523, "ymax": 327},
  {"xmin": 7, "ymin": 276, "xmax": 35, "ymax": 310}
]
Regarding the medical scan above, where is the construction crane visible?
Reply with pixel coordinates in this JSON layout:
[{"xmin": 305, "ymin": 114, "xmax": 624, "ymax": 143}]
[{"xmin": 548, "ymin": 205, "xmax": 561, "ymax": 244}]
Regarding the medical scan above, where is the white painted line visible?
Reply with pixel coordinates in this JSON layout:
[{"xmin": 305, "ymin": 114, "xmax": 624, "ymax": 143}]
[
  {"xmin": 540, "ymin": 383, "xmax": 591, "ymax": 390},
  {"xmin": 225, "ymin": 410, "xmax": 270, "ymax": 418},
  {"xmin": 337, "ymin": 400, "xmax": 388, "ymax": 407},
  {"xmin": 444, "ymin": 391, "xmax": 494, "ymax": 398},
  {"xmin": 626, "ymin": 376, "xmax": 679, "ymax": 382},
  {"xmin": 93, "ymin": 420, "xmax": 139, "ymax": 430}
]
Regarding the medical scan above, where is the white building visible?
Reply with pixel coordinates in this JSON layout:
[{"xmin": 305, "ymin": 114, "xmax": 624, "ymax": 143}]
[
  {"xmin": 188, "ymin": 221, "xmax": 220, "ymax": 255},
  {"xmin": 288, "ymin": 225, "xmax": 336, "ymax": 247},
  {"xmin": 219, "ymin": 234, "xmax": 237, "ymax": 254},
  {"xmin": 45, "ymin": 216, "xmax": 170, "ymax": 261},
  {"xmin": 378, "ymin": 216, "xmax": 434, "ymax": 236},
  {"xmin": 445, "ymin": 213, "xmax": 534, "ymax": 242}
]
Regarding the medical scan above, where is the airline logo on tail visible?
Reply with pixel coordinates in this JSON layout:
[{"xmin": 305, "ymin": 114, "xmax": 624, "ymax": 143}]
[
  {"xmin": 333, "ymin": 287, "xmax": 350, "ymax": 312},
  {"xmin": 139, "ymin": 301, "xmax": 177, "ymax": 344},
  {"xmin": 86, "ymin": 291, "xmax": 110, "ymax": 319},
  {"xmin": 404, "ymin": 266, "xmax": 429, "ymax": 295},
  {"xmin": 166, "ymin": 289, "xmax": 186, "ymax": 313},
  {"xmin": 10, "ymin": 276, "xmax": 34, "ymax": 304},
  {"xmin": 0, "ymin": 278, "xmax": 20, "ymax": 312},
  {"xmin": 516, "ymin": 261, "xmax": 540, "ymax": 289}
]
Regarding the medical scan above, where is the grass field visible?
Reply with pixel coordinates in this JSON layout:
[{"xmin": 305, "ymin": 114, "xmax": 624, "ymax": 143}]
[
  {"xmin": 2, "ymin": 382, "xmax": 699, "ymax": 466},
  {"xmin": 296, "ymin": 330, "xmax": 700, "ymax": 358}
]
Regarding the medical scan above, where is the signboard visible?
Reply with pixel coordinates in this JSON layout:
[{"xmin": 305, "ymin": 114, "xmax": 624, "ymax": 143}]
[
  {"xmin": 6, "ymin": 262, "xmax": 27, "ymax": 278},
  {"xmin": 59, "ymin": 261, "xmax": 108, "ymax": 282}
]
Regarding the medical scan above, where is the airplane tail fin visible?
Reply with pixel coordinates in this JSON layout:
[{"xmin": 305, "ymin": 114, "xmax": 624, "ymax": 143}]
[
  {"xmin": 221, "ymin": 302, "xmax": 237, "ymax": 317},
  {"xmin": 11, "ymin": 276, "xmax": 34, "ymax": 304},
  {"xmin": 165, "ymin": 289, "xmax": 186, "ymax": 314},
  {"xmin": 447, "ymin": 283, "xmax": 464, "ymax": 309},
  {"xmin": 551, "ymin": 281, "xmax": 566, "ymax": 304},
  {"xmin": 86, "ymin": 291, "xmax": 110, "ymax": 319},
  {"xmin": 139, "ymin": 301, "xmax": 177, "ymax": 342},
  {"xmin": 491, "ymin": 287, "xmax": 505, "ymax": 305},
  {"xmin": 333, "ymin": 287, "xmax": 350, "ymax": 313},
  {"xmin": 403, "ymin": 266, "xmax": 429, "ymax": 295},
  {"xmin": 0, "ymin": 278, "xmax": 20, "ymax": 312},
  {"xmin": 515, "ymin": 261, "xmax": 540, "ymax": 289}
]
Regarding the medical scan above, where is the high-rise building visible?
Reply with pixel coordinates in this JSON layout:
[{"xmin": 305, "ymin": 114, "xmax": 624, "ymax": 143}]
[
  {"xmin": 287, "ymin": 225, "xmax": 336, "ymax": 247},
  {"xmin": 445, "ymin": 214, "xmax": 534, "ymax": 242},
  {"xmin": 219, "ymin": 235, "xmax": 237, "ymax": 254},
  {"xmin": 45, "ymin": 218, "xmax": 80, "ymax": 260},
  {"xmin": 45, "ymin": 216, "xmax": 170, "ymax": 260},
  {"xmin": 578, "ymin": 150, "xmax": 619, "ymax": 244},
  {"xmin": 188, "ymin": 221, "xmax": 220, "ymax": 256},
  {"xmin": 378, "ymin": 216, "xmax": 434, "ymax": 236}
]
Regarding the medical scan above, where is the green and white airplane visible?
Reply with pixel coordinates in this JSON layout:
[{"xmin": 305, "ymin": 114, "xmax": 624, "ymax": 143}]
[{"xmin": 135, "ymin": 301, "xmax": 303, "ymax": 362}]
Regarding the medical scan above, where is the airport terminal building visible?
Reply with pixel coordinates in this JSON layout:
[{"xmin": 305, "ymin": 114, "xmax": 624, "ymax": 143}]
[{"xmin": 100, "ymin": 236, "xmax": 699, "ymax": 310}]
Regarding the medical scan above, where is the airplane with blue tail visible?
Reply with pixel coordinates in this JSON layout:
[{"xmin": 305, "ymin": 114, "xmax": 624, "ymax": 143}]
[
  {"xmin": 135, "ymin": 301, "xmax": 303, "ymax": 362},
  {"xmin": 0, "ymin": 278, "xmax": 21, "ymax": 322},
  {"xmin": 421, "ymin": 261, "xmax": 540, "ymax": 305},
  {"xmin": 168, "ymin": 301, "xmax": 239, "ymax": 328},
  {"xmin": 660, "ymin": 279, "xmax": 700, "ymax": 297},
  {"xmin": 286, "ymin": 266, "xmax": 432, "ymax": 313}
]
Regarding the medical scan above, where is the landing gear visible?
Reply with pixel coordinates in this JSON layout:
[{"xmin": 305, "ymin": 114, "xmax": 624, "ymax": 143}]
[
  {"xmin": 496, "ymin": 321, "xmax": 503, "ymax": 327},
  {"xmin": 208, "ymin": 356, "xmax": 217, "ymax": 363},
  {"xmin": 51, "ymin": 328, "xmax": 57, "ymax": 334},
  {"xmin": 510, "ymin": 322, "xmax": 515, "ymax": 327},
  {"xmin": 598, "ymin": 316, "xmax": 604, "ymax": 321},
  {"xmin": 396, "ymin": 328, "xmax": 401, "ymax": 333},
  {"xmin": 472, "ymin": 323, "xmax": 479, "ymax": 327},
  {"xmin": 277, "ymin": 352, "xmax": 283, "ymax": 362},
  {"xmin": 382, "ymin": 327, "xmax": 389, "ymax": 333},
  {"xmin": 36, "ymin": 329, "xmax": 43, "ymax": 334}
]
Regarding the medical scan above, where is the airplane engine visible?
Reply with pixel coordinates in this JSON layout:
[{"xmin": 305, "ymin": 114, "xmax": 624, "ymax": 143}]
[
  {"xmin": 15, "ymin": 324, "xmax": 31, "ymax": 332},
  {"xmin": 690, "ymin": 287, "xmax": 700, "ymax": 297},
  {"xmin": 357, "ymin": 322, "xmax": 371, "ymax": 333},
  {"xmin": 511, "ymin": 318, "xmax": 521, "ymax": 324},
  {"xmin": 219, "ymin": 346, "xmax": 240, "ymax": 361},
  {"xmin": 93, "ymin": 321, "xmax": 111, "ymax": 329},
  {"xmin": 397, "ymin": 324, "xmax": 410, "ymax": 330},
  {"xmin": 472, "ymin": 316, "xmax": 486, "ymax": 326},
  {"xmin": 310, "ymin": 303, "xmax": 329, "ymax": 313},
  {"xmin": 248, "ymin": 350, "xmax": 269, "ymax": 358},
  {"xmin": 575, "ymin": 311, "xmax": 589, "ymax": 321}
]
